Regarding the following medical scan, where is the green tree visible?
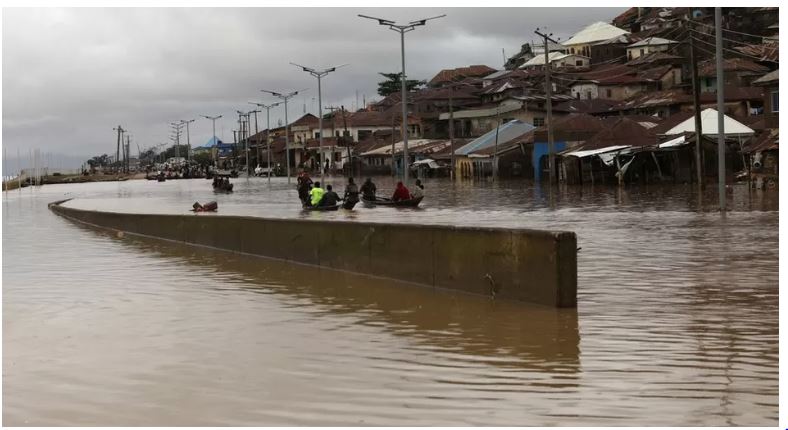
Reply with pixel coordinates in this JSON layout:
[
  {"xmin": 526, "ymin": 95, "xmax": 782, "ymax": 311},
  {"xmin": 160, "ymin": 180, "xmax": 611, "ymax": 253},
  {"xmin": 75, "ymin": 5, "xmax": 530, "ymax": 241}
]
[{"xmin": 377, "ymin": 72, "xmax": 426, "ymax": 97}]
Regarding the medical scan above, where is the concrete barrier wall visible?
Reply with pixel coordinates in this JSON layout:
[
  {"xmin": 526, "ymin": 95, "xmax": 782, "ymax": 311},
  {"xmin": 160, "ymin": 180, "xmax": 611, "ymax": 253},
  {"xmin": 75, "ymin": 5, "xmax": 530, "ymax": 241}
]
[{"xmin": 49, "ymin": 200, "xmax": 577, "ymax": 307}]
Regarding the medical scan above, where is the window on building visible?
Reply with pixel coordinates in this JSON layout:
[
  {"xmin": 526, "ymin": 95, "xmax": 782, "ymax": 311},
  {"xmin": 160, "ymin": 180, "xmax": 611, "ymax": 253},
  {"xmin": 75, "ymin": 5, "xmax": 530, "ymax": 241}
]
[
  {"xmin": 357, "ymin": 130, "xmax": 372, "ymax": 141},
  {"xmin": 575, "ymin": 92, "xmax": 581, "ymax": 99},
  {"xmin": 772, "ymin": 91, "xmax": 779, "ymax": 112},
  {"xmin": 606, "ymin": 89, "xmax": 612, "ymax": 98},
  {"xmin": 576, "ymin": 60, "xmax": 583, "ymax": 66},
  {"xmin": 640, "ymin": 48, "xmax": 645, "ymax": 56},
  {"xmin": 314, "ymin": 132, "xmax": 320, "ymax": 139},
  {"xmin": 533, "ymin": 117, "xmax": 545, "ymax": 127}
]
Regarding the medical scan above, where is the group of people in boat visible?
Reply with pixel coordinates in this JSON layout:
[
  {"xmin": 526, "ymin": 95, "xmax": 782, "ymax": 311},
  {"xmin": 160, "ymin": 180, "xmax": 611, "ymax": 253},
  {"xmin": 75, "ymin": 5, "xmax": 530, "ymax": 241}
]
[
  {"xmin": 212, "ymin": 175, "xmax": 233, "ymax": 191},
  {"xmin": 297, "ymin": 172, "xmax": 424, "ymax": 208},
  {"xmin": 297, "ymin": 172, "xmax": 360, "ymax": 208}
]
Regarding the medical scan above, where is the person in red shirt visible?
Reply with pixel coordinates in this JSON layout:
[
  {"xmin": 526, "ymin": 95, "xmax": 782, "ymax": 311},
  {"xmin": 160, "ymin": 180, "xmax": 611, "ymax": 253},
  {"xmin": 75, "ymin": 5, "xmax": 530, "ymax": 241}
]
[{"xmin": 391, "ymin": 181, "xmax": 411, "ymax": 202}]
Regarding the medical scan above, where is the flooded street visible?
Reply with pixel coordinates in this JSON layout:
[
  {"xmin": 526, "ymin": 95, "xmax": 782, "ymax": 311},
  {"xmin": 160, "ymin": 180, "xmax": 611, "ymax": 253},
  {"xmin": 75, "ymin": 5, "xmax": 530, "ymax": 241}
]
[{"xmin": 2, "ymin": 177, "xmax": 779, "ymax": 426}]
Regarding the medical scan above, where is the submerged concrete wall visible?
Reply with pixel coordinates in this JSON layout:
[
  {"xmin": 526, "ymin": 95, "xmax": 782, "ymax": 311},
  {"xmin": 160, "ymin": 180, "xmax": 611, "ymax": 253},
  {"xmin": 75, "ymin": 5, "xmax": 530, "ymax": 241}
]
[{"xmin": 49, "ymin": 200, "xmax": 578, "ymax": 307}]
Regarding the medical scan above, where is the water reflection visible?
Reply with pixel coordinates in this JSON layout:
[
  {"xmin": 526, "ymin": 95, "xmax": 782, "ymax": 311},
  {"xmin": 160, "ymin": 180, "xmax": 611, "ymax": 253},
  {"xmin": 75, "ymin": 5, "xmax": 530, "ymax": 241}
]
[{"xmin": 97, "ymin": 223, "xmax": 581, "ymax": 375}]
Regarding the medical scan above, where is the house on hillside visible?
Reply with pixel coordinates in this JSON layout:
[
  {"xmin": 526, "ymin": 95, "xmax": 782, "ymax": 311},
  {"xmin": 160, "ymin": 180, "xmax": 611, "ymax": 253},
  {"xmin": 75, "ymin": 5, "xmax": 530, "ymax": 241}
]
[
  {"xmin": 753, "ymin": 69, "xmax": 778, "ymax": 129},
  {"xmin": 698, "ymin": 58, "xmax": 770, "ymax": 92},
  {"xmin": 626, "ymin": 37, "xmax": 678, "ymax": 60},
  {"xmin": 428, "ymin": 65, "xmax": 497, "ymax": 88},
  {"xmin": 562, "ymin": 21, "xmax": 630, "ymax": 59}
]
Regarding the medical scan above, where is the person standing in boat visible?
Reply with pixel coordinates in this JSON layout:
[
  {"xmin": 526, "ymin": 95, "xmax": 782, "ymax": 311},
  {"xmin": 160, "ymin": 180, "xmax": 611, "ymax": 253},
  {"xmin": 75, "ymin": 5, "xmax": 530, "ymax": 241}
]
[
  {"xmin": 309, "ymin": 181, "xmax": 325, "ymax": 207},
  {"xmin": 343, "ymin": 177, "xmax": 359, "ymax": 205},
  {"xmin": 410, "ymin": 179, "xmax": 424, "ymax": 199},
  {"xmin": 391, "ymin": 181, "xmax": 411, "ymax": 202},
  {"xmin": 297, "ymin": 171, "xmax": 313, "ymax": 205},
  {"xmin": 360, "ymin": 178, "xmax": 377, "ymax": 201},
  {"xmin": 318, "ymin": 185, "xmax": 340, "ymax": 207}
]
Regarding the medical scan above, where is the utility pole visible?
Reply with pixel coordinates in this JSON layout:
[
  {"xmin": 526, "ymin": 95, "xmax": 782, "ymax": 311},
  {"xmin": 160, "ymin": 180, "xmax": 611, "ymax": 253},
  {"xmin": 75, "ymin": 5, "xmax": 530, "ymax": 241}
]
[
  {"xmin": 113, "ymin": 125, "xmax": 124, "ymax": 174},
  {"xmin": 689, "ymin": 25, "xmax": 704, "ymax": 188},
  {"xmin": 492, "ymin": 103, "xmax": 501, "ymax": 179},
  {"xmin": 359, "ymin": 13, "xmax": 446, "ymax": 185},
  {"xmin": 126, "ymin": 134, "xmax": 131, "ymax": 173},
  {"xmin": 170, "ymin": 122, "xmax": 184, "ymax": 161},
  {"xmin": 449, "ymin": 86, "xmax": 455, "ymax": 179},
  {"xmin": 715, "ymin": 7, "xmax": 726, "ymax": 211},
  {"xmin": 261, "ymin": 89, "xmax": 306, "ymax": 184},
  {"xmin": 180, "ymin": 119, "xmax": 195, "ymax": 163},
  {"xmin": 535, "ymin": 27, "xmax": 558, "ymax": 186},
  {"xmin": 291, "ymin": 62, "xmax": 347, "ymax": 182}
]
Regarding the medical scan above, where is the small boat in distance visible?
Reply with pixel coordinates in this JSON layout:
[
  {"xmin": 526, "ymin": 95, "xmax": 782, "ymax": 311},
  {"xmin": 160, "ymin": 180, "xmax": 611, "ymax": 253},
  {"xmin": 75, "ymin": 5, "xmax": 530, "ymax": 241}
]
[
  {"xmin": 362, "ymin": 195, "xmax": 423, "ymax": 208},
  {"xmin": 212, "ymin": 174, "xmax": 233, "ymax": 193}
]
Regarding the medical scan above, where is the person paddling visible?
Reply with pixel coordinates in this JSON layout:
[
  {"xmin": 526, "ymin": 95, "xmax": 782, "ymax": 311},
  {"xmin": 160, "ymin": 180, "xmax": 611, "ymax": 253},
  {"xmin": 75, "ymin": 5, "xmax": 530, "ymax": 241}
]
[
  {"xmin": 344, "ymin": 177, "xmax": 360, "ymax": 204},
  {"xmin": 410, "ymin": 179, "xmax": 424, "ymax": 199},
  {"xmin": 360, "ymin": 177, "xmax": 377, "ymax": 201},
  {"xmin": 391, "ymin": 181, "xmax": 411, "ymax": 202},
  {"xmin": 318, "ymin": 185, "xmax": 340, "ymax": 207}
]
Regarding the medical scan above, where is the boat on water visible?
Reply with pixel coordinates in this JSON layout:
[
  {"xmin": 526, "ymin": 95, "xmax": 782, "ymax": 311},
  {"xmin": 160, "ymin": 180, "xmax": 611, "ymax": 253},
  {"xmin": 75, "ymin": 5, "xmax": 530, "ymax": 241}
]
[
  {"xmin": 362, "ymin": 195, "xmax": 423, "ymax": 207},
  {"xmin": 212, "ymin": 174, "xmax": 234, "ymax": 192},
  {"xmin": 303, "ymin": 200, "xmax": 357, "ymax": 211}
]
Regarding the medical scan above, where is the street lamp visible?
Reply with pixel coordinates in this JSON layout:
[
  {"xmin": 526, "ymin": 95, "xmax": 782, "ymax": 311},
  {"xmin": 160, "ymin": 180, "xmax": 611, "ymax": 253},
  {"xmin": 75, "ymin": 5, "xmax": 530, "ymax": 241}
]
[
  {"xmin": 260, "ymin": 88, "xmax": 307, "ymax": 184},
  {"xmin": 290, "ymin": 62, "xmax": 348, "ymax": 182},
  {"xmin": 201, "ymin": 115, "xmax": 222, "ymax": 166},
  {"xmin": 249, "ymin": 101, "xmax": 282, "ymax": 186},
  {"xmin": 358, "ymin": 13, "xmax": 445, "ymax": 184}
]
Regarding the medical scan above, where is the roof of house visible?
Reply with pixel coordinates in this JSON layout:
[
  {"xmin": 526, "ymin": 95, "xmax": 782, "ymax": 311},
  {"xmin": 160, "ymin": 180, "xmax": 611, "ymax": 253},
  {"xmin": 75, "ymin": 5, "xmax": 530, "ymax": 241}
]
[
  {"xmin": 744, "ymin": 128, "xmax": 778, "ymax": 153},
  {"xmin": 698, "ymin": 57, "xmax": 770, "ymax": 77},
  {"xmin": 627, "ymin": 36, "xmax": 678, "ymax": 48},
  {"xmin": 753, "ymin": 69, "xmax": 779, "ymax": 85},
  {"xmin": 661, "ymin": 108, "xmax": 756, "ymax": 136},
  {"xmin": 482, "ymin": 70, "xmax": 510, "ymax": 81},
  {"xmin": 429, "ymin": 65, "xmax": 497, "ymax": 86},
  {"xmin": 563, "ymin": 21, "xmax": 630, "ymax": 46},
  {"xmin": 581, "ymin": 117, "xmax": 657, "ymax": 150},
  {"xmin": 593, "ymin": 33, "xmax": 642, "ymax": 46},
  {"xmin": 625, "ymin": 51, "xmax": 684, "ymax": 67},
  {"xmin": 553, "ymin": 98, "xmax": 620, "ymax": 114},
  {"xmin": 520, "ymin": 52, "xmax": 573, "ymax": 68},
  {"xmin": 734, "ymin": 41, "xmax": 779, "ymax": 63},
  {"xmin": 454, "ymin": 120, "xmax": 536, "ymax": 155},
  {"xmin": 289, "ymin": 113, "xmax": 320, "ymax": 128},
  {"xmin": 360, "ymin": 139, "xmax": 451, "ymax": 156}
]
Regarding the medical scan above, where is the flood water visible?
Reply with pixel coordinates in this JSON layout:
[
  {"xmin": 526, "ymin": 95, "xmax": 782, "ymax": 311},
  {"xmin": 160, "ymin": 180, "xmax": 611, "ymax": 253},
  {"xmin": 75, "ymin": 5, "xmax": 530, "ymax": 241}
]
[{"xmin": 2, "ymin": 176, "xmax": 779, "ymax": 426}]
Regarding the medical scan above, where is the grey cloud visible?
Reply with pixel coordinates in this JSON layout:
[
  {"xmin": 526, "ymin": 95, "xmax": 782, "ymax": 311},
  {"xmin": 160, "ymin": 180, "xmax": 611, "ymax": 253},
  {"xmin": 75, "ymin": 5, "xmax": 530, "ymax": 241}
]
[{"xmin": 2, "ymin": 7, "xmax": 623, "ymax": 169}]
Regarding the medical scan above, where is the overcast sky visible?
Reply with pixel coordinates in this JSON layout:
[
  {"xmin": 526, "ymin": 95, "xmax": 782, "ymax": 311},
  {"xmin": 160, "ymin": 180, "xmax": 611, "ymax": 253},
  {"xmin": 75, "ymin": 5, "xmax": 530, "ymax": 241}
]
[{"xmin": 2, "ymin": 7, "xmax": 624, "ymax": 170}]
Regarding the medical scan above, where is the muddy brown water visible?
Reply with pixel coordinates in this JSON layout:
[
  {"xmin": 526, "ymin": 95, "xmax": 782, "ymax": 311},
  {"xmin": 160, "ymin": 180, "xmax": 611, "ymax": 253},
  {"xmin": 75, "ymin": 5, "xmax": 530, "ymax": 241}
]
[{"xmin": 2, "ymin": 176, "xmax": 778, "ymax": 425}]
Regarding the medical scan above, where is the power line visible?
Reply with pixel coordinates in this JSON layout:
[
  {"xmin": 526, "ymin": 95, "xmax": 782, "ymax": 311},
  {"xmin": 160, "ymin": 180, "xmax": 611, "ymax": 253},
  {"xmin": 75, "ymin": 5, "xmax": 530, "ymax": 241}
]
[
  {"xmin": 690, "ymin": 19, "xmax": 768, "ymax": 41},
  {"xmin": 691, "ymin": 34, "xmax": 779, "ymax": 64},
  {"xmin": 688, "ymin": 27, "xmax": 765, "ymax": 48}
]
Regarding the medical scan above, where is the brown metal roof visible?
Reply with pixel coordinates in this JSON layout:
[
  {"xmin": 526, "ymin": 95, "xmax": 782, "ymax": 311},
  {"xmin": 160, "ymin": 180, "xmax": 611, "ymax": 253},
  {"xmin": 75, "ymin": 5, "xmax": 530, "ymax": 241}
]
[{"xmin": 429, "ymin": 65, "xmax": 497, "ymax": 86}]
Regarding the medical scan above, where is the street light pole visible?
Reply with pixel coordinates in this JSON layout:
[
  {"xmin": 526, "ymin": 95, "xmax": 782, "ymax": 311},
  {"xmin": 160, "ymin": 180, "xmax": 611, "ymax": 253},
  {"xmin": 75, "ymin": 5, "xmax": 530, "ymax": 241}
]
[
  {"xmin": 291, "ymin": 62, "xmax": 347, "ymax": 183},
  {"xmin": 201, "ymin": 115, "xmax": 222, "ymax": 166},
  {"xmin": 261, "ymin": 89, "xmax": 307, "ymax": 184},
  {"xmin": 249, "ymin": 101, "xmax": 283, "ymax": 187},
  {"xmin": 359, "ymin": 13, "xmax": 445, "ymax": 184}
]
